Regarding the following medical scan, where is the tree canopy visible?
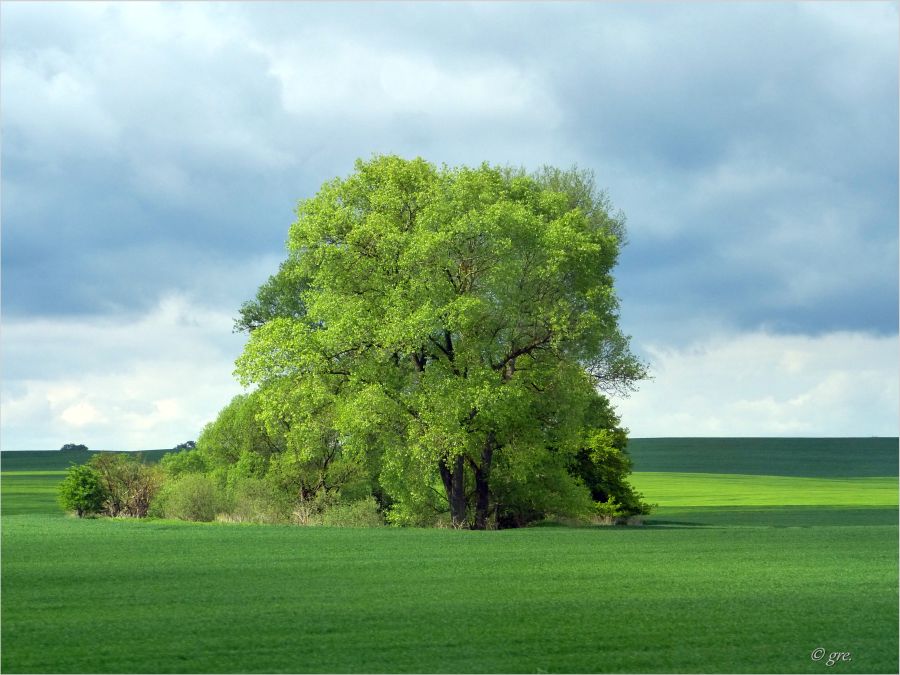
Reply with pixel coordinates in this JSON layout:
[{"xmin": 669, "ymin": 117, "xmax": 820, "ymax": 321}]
[
  {"xmin": 235, "ymin": 156, "xmax": 647, "ymax": 529},
  {"xmin": 58, "ymin": 464, "xmax": 105, "ymax": 517}
]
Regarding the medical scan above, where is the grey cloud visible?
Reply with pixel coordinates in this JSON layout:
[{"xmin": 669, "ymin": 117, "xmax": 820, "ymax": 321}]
[{"xmin": 1, "ymin": 1, "xmax": 896, "ymax": 347}]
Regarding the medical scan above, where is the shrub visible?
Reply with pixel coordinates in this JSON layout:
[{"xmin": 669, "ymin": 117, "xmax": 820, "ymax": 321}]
[
  {"xmin": 88, "ymin": 453, "xmax": 161, "ymax": 517},
  {"xmin": 58, "ymin": 464, "xmax": 106, "ymax": 517},
  {"xmin": 228, "ymin": 477, "xmax": 291, "ymax": 524},
  {"xmin": 490, "ymin": 450, "xmax": 595, "ymax": 529},
  {"xmin": 317, "ymin": 497, "xmax": 385, "ymax": 528},
  {"xmin": 150, "ymin": 474, "xmax": 226, "ymax": 522},
  {"xmin": 573, "ymin": 429, "xmax": 653, "ymax": 518}
]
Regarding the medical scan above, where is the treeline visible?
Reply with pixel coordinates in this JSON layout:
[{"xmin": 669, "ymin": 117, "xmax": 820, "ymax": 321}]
[{"xmin": 59, "ymin": 390, "xmax": 650, "ymax": 528}]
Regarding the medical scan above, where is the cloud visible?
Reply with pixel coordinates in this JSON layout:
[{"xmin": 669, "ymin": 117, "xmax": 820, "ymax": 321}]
[
  {"xmin": 616, "ymin": 331, "xmax": 899, "ymax": 437},
  {"xmin": 60, "ymin": 401, "xmax": 106, "ymax": 427},
  {"xmin": 1, "ymin": 2, "xmax": 897, "ymax": 440},
  {"xmin": 0, "ymin": 295, "xmax": 247, "ymax": 450},
  {"xmin": 3, "ymin": 1, "xmax": 895, "ymax": 340},
  {"xmin": 2, "ymin": 2, "xmax": 301, "ymax": 318}
]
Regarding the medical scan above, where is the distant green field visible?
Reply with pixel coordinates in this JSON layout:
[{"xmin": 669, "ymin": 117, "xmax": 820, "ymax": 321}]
[
  {"xmin": 628, "ymin": 437, "xmax": 898, "ymax": 477},
  {"xmin": 0, "ymin": 471, "xmax": 66, "ymax": 516},
  {"xmin": 632, "ymin": 472, "xmax": 898, "ymax": 507},
  {"xmin": 0, "ymin": 449, "xmax": 174, "ymax": 472},
  {"xmin": 2, "ymin": 439, "xmax": 897, "ymax": 673}
]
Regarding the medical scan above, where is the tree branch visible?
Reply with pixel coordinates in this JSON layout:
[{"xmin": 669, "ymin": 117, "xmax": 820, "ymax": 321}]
[{"xmin": 493, "ymin": 332, "xmax": 552, "ymax": 379}]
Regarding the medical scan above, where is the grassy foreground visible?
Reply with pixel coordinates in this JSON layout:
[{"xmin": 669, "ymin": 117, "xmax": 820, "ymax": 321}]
[
  {"xmin": 3, "ymin": 514, "xmax": 897, "ymax": 673},
  {"xmin": 2, "ymin": 440, "xmax": 898, "ymax": 673}
]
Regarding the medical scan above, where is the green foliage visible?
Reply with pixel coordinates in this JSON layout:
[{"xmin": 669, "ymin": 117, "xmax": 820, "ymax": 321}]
[
  {"xmin": 491, "ymin": 450, "xmax": 595, "ymax": 528},
  {"xmin": 227, "ymin": 476, "xmax": 292, "ymax": 524},
  {"xmin": 57, "ymin": 465, "xmax": 106, "ymax": 517},
  {"xmin": 317, "ymin": 496, "xmax": 385, "ymax": 528},
  {"xmin": 235, "ymin": 155, "xmax": 647, "ymax": 529},
  {"xmin": 235, "ymin": 257, "xmax": 308, "ymax": 333},
  {"xmin": 227, "ymin": 448, "xmax": 269, "ymax": 484},
  {"xmin": 59, "ymin": 443, "xmax": 88, "ymax": 452},
  {"xmin": 159, "ymin": 448, "xmax": 208, "ymax": 478},
  {"xmin": 169, "ymin": 388, "xmax": 378, "ymax": 525},
  {"xmin": 173, "ymin": 440, "xmax": 196, "ymax": 451},
  {"xmin": 195, "ymin": 392, "xmax": 285, "ymax": 468},
  {"xmin": 150, "ymin": 473, "xmax": 226, "ymax": 522},
  {"xmin": 87, "ymin": 453, "xmax": 161, "ymax": 518},
  {"xmin": 573, "ymin": 430, "xmax": 652, "ymax": 516}
]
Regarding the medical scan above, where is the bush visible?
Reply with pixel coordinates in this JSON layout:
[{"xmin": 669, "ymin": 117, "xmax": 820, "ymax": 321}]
[
  {"xmin": 490, "ymin": 450, "xmax": 595, "ymax": 529},
  {"xmin": 58, "ymin": 464, "xmax": 106, "ymax": 517},
  {"xmin": 88, "ymin": 453, "xmax": 161, "ymax": 517},
  {"xmin": 573, "ymin": 429, "xmax": 653, "ymax": 518},
  {"xmin": 150, "ymin": 474, "xmax": 226, "ymax": 522},
  {"xmin": 317, "ymin": 497, "xmax": 385, "ymax": 528},
  {"xmin": 228, "ymin": 477, "xmax": 291, "ymax": 524}
]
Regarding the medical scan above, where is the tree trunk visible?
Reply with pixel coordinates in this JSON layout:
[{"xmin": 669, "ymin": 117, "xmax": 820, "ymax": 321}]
[
  {"xmin": 439, "ymin": 454, "xmax": 467, "ymax": 527},
  {"xmin": 473, "ymin": 432, "xmax": 496, "ymax": 530}
]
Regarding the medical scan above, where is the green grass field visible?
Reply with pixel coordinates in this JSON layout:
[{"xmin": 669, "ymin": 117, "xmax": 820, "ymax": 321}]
[
  {"xmin": 0, "ymin": 471, "xmax": 67, "ymax": 515},
  {"xmin": 2, "ymin": 440, "xmax": 897, "ymax": 673},
  {"xmin": 0, "ymin": 450, "xmax": 172, "ymax": 517},
  {"xmin": 627, "ymin": 437, "xmax": 898, "ymax": 477},
  {"xmin": 1, "ymin": 449, "xmax": 174, "ymax": 472}
]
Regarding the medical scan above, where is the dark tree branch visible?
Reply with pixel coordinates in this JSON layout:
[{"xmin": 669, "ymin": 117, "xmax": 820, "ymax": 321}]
[
  {"xmin": 428, "ymin": 335, "xmax": 453, "ymax": 361},
  {"xmin": 492, "ymin": 332, "xmax": 553, "ymax": 378}
]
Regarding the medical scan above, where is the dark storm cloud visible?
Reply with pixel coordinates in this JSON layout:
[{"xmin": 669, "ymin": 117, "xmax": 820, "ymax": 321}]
[{"xmin": 2, "ymin": 1, "xmax": 896, "ymax": 343}]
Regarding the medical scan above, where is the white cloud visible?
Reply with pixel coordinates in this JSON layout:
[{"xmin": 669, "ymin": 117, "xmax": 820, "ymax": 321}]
[
  {"xmin": 60, "ymin": 401, "xmax": 106, "ymax": 427},
  {"xmin": 3, "ymin": 302, "xmax": 898, "ymax": 449},
  {"xmin": 263, "ymin": 38, "xmax": 558, "ymax": 127},
  {"xmin": 1, "ymin": 295, "xmax": 247, "ymax": 450},
  {"xmin": 615, "ymin": 331, "xmax": 899, "ymax": 437}
]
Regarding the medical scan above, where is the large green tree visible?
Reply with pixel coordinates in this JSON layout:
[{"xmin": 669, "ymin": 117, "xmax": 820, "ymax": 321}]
[{"xmin": 236, "ymin": 156, "xmax": 646, "ymax": 529}]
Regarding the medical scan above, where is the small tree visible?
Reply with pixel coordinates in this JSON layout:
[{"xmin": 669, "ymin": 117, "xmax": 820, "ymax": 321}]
[
  {"xmin": 58, "ymin": 464, "xmax": 106, "ymax": 517},
  {"xmin": 88, "ymin": 453, "xmax": 161, "ymax": 517},
  {"xmin": 60, "ymin": 443, "xmax": 89, "ymax": 452}
]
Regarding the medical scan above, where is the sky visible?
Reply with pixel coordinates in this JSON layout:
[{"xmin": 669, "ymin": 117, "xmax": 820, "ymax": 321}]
[{"xmin": 1, "ymin": 1, "xmax": 897, "ymax": 449}]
